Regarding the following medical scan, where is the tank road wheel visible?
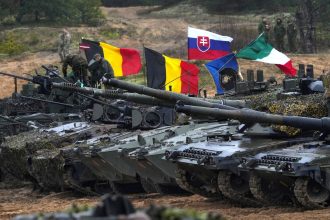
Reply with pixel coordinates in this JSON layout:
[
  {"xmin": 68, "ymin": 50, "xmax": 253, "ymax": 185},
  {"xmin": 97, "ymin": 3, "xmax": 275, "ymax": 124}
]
[
  {"xmin": 218, "ymin": 171, "xmax": 261, "ymax": 207},
  {"xmin": 140, "ymin": 178, "xmax": 157, "ymax": 193},
  {"xmin": 249, "ymin": 173, "xmax": 291, "ymax": 206},
  {"xmin": 175, "ymin": 168, "xmax": 221, "ymax": 198},
  {"xmin": 294, "ymin": 177, "xmax": 329, "ymax": 209}
]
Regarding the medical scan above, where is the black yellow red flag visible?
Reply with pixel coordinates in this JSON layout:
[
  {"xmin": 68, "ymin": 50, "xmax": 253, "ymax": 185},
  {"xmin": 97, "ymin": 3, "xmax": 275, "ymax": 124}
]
[{"xmin": 144, "ymin": 47, "xmax": 199, "ymax": 95}]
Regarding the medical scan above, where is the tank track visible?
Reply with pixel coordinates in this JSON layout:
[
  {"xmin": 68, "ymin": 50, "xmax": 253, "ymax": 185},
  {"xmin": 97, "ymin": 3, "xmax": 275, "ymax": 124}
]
[
  {"xmin": 218, "ymin": 171, "xmax": 262, "ymax": 207},
  {"xmin": 249, "ymin": 173, "xmax": 294, "ymax": 206},
  {"xmin": 175, "ymin": 168, "xmax": 221, "ymax": 198},
  {"xmin": 294, "ymin": 177, "xmax": 329, "ymax": 209}
]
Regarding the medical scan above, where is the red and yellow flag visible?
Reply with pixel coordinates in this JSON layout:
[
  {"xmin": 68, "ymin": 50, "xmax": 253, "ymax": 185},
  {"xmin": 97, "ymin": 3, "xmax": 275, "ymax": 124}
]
[{"xmin": 80, "ymin": 39, "xmax": 142, "ymax": 77}]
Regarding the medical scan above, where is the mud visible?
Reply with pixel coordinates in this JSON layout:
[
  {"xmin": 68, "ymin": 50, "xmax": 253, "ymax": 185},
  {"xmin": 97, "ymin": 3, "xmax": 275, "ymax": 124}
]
[{"xmin": 1, "ymin": 186, "xmax": 330, "ymax": 220}]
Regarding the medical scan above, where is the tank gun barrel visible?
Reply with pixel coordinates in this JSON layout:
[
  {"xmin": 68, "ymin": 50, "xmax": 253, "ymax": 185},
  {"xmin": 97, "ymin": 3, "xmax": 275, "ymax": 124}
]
[
  {"xmin": 103, "ymin": 78, "xmax": 244, "ymax": 110},
  {"xmin": 176, "ymin": 104, "xmax": 330, "ymax": 133},
  {"xmin": 19, "ymin": 95, "xmax": 77, "ymax": 108},
  {"xmin": 0, "ymin": 71, "xmax": 34, "ymax": 82},
  {"xmin": 51, "ymin": 82, "xmax": 174, "ymax": 107}
]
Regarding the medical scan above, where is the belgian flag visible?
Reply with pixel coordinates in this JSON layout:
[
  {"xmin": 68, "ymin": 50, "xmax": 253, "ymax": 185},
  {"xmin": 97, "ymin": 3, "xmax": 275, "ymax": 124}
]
[
  {"xmin": 79, "ymin": 39, "xmax": 142, "ymax": 77},
  {"xmin": 145, "ymin": 47, "xmax": 199, "ymax": 95}
]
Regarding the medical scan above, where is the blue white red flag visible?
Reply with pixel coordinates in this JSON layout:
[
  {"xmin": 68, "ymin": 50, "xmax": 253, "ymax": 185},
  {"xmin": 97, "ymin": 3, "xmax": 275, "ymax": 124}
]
[{"xmin": 188, "ymin": 27, "xmax": 233, "ymax": 60}]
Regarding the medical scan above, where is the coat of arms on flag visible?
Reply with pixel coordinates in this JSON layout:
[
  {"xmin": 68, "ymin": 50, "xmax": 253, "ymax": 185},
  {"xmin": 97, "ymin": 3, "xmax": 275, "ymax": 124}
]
[
  {"xmin": 197, "ymin": 36, "xmax": 210, "ymax": 52},
  {"xmin": 188, "ymin": 27, "xmax": 233, "ymax": 60}
]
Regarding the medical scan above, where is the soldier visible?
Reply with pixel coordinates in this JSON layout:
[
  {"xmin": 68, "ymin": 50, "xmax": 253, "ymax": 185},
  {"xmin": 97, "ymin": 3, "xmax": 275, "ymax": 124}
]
[
  {"xmin": 258, "ymin": 17, "xmax": 267, "ymax": 34},
  {"xmin": 88, "ymin": 53, "xmax": 114, "ymax": 88},
  {"xmin": 273, "ymin": 18, "xmax": 286, "ymax": 51},
  {"xmin": 287, "ymin": 20, "xmax": 297, "ymax": 52},
  {"xmin": 58, "ymin": 29, "xmax": 71, "ymax": 62},
  {"xmin": 62, "ymin": 54, "xmax": 89, "ymax": 86},
  {"xmin": 264, "ymin": 23, "xmax": 271, "ymax": 44}
]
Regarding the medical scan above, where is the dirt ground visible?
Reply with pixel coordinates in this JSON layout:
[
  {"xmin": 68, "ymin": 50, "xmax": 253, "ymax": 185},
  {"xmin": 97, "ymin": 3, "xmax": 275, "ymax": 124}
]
[{"xmin": 1, "ymin": 186, "xmax": 330, "ymax": 220}]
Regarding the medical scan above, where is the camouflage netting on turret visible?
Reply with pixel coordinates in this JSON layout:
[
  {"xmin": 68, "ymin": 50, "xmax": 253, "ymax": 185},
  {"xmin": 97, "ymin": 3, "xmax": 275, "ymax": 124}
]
[
  {"xmin": 268, "ymin": 94, "xmax": 328, "ymax": 136},
  {"xmin": 227, "ymin": 92, "xmax": 328, "ymax": 136},
  {"xmin": 0, "ymin": 130, "xmax": 59, "ymax": 182},
  {"xmin": 251, "ymin": 93, "xmax": 326, "ymax": 136}
]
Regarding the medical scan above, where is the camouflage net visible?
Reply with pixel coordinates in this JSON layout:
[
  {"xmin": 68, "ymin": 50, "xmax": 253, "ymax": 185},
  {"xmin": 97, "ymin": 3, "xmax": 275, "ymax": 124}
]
[
  {"xmin": 28, "ymin": 147, "xmax": 65, "ymax": 191},
  {"xmin": 25, "ymin": 132, "xmax": 89, "ymax": 191},
  {"xmin": 268, "ymin": 94, "xmax": 327, "ymax": 136},
  {"xmin": 227, "ymin": 91, "xmax": 328, "ymax": 136},
  {"xmin": 0, "ymin": 131, "xmax": 57, "ymax": 181},
  {"xmin": 0, "ymin": 129, "xmax": 78, "ymax": 191}
]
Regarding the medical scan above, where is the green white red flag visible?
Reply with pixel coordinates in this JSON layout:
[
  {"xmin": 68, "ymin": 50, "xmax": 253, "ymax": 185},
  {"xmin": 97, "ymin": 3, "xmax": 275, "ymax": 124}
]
[{"xmin": 236, "ymin": 33, "xmax": 297, "ymax": 76}]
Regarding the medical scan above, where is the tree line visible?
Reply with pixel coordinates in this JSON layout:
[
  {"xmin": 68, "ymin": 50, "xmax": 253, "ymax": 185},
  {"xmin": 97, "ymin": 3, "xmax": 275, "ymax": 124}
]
[{"xmin": 0, "ymin": 0, "xmax": 104, "ymax": 26}]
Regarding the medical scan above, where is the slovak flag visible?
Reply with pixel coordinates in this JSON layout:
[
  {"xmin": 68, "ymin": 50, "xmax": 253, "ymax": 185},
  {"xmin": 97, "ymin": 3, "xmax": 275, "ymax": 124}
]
[{"xmin": 188, "ymin": 27, "xmax": 233, "ymax": 60}]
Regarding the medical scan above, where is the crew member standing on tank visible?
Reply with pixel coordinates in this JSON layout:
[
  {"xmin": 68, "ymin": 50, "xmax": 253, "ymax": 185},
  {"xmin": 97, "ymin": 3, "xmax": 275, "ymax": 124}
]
[
  {"xmin": 273, "ymin": 18, "xmax": 286, "ymax": 51},
  {"xmin": 58, "ymin": 28, "xmax": 71, "ymax": 62},
  {"xmin": 287, "ymin": 20, "xmax": 297, "ymax": 53},
  {"xmin": 88, "ymin": 53, "xmax": 114, "ymax": 88},
  {"xmin": 62, "ymin": 54, "xmax": 89, "ymax": 86}
]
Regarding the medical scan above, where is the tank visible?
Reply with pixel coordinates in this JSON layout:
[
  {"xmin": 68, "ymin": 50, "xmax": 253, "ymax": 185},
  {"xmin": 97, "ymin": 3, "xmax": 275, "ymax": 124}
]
[
  {"xmin": 0, "ymin": 114, "xmax": 82, "ymax": 184},
  {"xmin": 92, "ymin": 123, "xmax": 206, "ymax": 194},
  {"xmin": 239, "ymin": 139, "xmax": 330, "ymax": 208},
  {"xmin": 24, "ymin": 122, "xmax": 118, "ymax": 192},
  {"xmin": 116, "ymin": 122, "xmax": 215, "ymax": 194},
  {"xmin": 0, "ymin": 70, "xmax": 85, "ymax": 116},
  {"xmin": 163, "ymin": 103, "xmax": 327, "ymax": 206},
  {"xmin": 60, "ymin": 129, "xmax": 143, "ymax": 195},
  {"xmin": 127, "ymin": 122, "xmax": 233, "ymax": 194}
]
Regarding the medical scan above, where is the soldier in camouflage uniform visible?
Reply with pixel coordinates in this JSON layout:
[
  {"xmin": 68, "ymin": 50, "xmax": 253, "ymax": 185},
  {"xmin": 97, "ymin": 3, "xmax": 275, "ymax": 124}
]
[
  {"xmin": 273, "ymin": 18, "xmax": 286, "ymax": 51},
  {"xmin": 264, "ymin": 23, "xmax": 271, "ymax": 43},
  {"xmin": 62, "ymin": 54, "xmax": 89, "ymax": 86},
  {"xmin": 58, "ymin": 29, "xmax": 71, "ymax": 62},
  {"xmin": 287, "ymin": 20, "xmax": 297, "ymax": 52},
  {"xmin": 258, "ymin": 17, "xmax": 267, "ymax": 34},
  {"xmin": 258, "ymin": 17, "xmax": 271, "ymax": 43}
]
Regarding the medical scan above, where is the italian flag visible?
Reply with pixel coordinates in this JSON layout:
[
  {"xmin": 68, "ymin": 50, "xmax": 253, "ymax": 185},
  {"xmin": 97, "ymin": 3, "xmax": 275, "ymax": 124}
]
[{"xmin": 236, "ymin": 33, "xmax": 297, "ymax": 76}]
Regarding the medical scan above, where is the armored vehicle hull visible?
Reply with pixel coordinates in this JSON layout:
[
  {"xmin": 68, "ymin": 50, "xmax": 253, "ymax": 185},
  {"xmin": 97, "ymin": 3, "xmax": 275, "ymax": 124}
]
[
  {"xmin": 96, "ymin": 124, "xmax": 203, "ymax": 193},
  {"xmin": 25, "ymin": 122, "xmax": 116, "ymax": 192},
  {"xmin": 166, "ymin": 123, "xmax": 313, "ymax": 204},
  {"xmin": 128, "ymin": 122, "xmax": 234, "ymax": 193},
  {"xmin": 240, "ymin": 140, "xmax": 330, "ymax": 208},
  {"xmin": 65, "ymin": 130, "xmax": 144, "ymax": 194}
]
